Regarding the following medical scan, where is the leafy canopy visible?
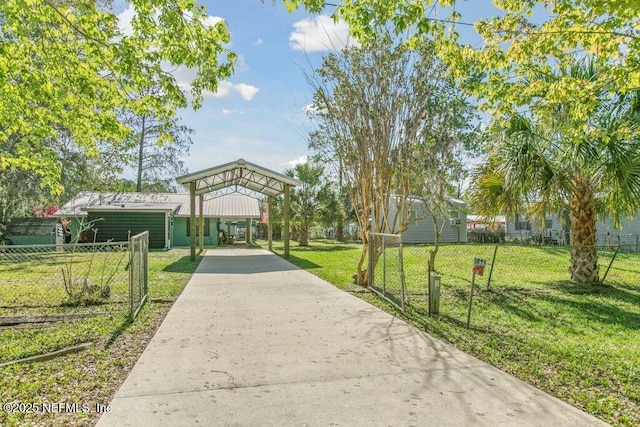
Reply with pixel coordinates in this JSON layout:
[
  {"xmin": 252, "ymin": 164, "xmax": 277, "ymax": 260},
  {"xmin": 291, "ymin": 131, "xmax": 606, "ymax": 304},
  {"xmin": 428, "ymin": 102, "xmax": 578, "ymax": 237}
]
[
  {"xmin": 286, "ymin": 1, "xmax": 640, "ymax": 132},
  {"xmin": 0, "ymin": 0, "xmax": 236, "ymax": 193}
]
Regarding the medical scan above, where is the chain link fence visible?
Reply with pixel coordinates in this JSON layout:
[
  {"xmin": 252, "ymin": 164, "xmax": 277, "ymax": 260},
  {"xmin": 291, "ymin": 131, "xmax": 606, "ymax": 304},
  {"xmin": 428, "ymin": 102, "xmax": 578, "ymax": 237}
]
[
  {"xmin": 370, "ymin": 242, "xmax": 639, "ymax": 326},
  {"xmin": 368, "ymin": 233, "xmax": 406, "ymax": 311},
  {"xmin": 129, "ymin": 231, "xmax": 149, "ymax": 320},
  {"xmin": 0, "ymin": 237, "xmax": 147, "ymax": 323},
  {"xmin": 394, "ymin": 244, "xmax": 488, "ymax": 323},
  {"xmin": 500, "ymin": 231, "xmax": 640, "ymax": 254}
]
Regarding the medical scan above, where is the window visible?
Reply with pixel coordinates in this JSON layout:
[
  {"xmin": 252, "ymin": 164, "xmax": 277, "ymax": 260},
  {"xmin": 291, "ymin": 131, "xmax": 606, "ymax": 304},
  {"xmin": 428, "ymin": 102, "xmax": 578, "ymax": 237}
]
[
  {"xmin": 545, "ymin": 219, "xmax": 553, "ymax": 229},
  {"xmin": 186, "ymin": 218, "xmax": 210, "ymax": 237},
  {"xmin": 517, "ymin": 221, "xmax": 531, "ymax": 231},
  {"xmin": 514, "ymin": 214, "xmax": 531, "ymax": 231}
]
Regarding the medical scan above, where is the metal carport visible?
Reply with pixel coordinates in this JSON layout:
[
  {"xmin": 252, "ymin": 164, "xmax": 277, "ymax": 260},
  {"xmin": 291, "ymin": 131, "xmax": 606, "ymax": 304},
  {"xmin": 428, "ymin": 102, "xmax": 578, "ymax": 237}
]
[{"xmin": 176, "ymin": 158, "xmax": 301, "ymax": 261}]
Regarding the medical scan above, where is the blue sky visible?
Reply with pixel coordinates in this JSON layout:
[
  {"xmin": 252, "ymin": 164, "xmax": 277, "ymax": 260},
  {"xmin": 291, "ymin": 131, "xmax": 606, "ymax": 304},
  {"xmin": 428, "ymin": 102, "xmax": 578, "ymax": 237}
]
[
  {"xmin": 177, "ymin": 1, "xmax": 346, "ymax": 173},
  {"xmin": 115, "ymin": 1, "xmax": 504, "ymax": 176}
]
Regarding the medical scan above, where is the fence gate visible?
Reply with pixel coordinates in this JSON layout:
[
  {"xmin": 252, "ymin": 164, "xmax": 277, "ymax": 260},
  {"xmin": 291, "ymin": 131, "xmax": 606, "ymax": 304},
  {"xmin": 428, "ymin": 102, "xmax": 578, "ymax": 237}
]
[
  {"xmin": 368, "ymin": 232, "xmax": 406, "ymax": 311},
  {"xmin": 129, "ymin": 231, "xmax": 149, "ymax": 320}
]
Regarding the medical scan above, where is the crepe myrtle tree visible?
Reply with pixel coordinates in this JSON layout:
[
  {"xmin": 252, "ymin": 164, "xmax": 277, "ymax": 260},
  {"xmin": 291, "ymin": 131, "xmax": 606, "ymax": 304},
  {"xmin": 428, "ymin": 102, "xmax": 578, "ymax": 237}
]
[{"xmin": 307, "ymin": 32, "xmax": 461, "ymax": 285}]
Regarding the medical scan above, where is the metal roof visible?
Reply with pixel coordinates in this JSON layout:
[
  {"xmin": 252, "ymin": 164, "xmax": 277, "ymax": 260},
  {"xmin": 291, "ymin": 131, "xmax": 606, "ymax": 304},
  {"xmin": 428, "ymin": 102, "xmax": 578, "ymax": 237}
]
[
  {"xmin": 55, "ymin": 192, "xmax": 183, "ymax": 216},
  {"xmin": 6, "ymin": 217, "xmax": 59, "ymax": 236},
  {"xmin": 175, "ymin": 158, "xmax": 301, "ymax": 198},
  {"xmin": 84, "ymin": 204, "xmax": 179, "ymax": 212},
  {"xmin": 55, "ymin": 192, "xmax": 260, "ymax": 219},
  {"xmin": 190, "ymin": 194, "xmax": 260, "ymax": 219}
]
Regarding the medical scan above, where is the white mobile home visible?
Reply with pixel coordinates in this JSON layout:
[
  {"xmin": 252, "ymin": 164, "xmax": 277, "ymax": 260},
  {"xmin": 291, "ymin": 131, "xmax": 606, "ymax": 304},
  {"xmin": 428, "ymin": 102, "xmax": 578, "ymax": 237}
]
[
  {"xmin": 505, "ymin": 212, "xmax": 640, "ymax": 247},
  {"xmin": 597, "ymin": 215, "xmax": 640, "ymax": 247},
  {"xmin": 388, "ymin": 198, "xmax": 467, "ymax": 244},
  {"xmin": 505, "ymin": 213, "xmax": 565, "ymax": 244}
]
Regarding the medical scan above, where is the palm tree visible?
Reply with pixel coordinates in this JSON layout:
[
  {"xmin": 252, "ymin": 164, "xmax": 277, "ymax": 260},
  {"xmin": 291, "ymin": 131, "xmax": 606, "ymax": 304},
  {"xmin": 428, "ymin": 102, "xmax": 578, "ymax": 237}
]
[
  {"xmin": 286, "ymin": 162, "xmax": 331, "ymax": 246},
  {"xmin": 470, "ymin": 59, "xmax": 640, "ymax": 283}
]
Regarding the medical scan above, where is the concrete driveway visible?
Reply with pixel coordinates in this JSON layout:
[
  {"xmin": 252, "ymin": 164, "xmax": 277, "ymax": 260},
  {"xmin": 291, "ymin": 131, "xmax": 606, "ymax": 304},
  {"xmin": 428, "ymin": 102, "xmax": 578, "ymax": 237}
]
[{"xmin": 97, "ymin": 247, "xmax": 606, "ymax": 426}]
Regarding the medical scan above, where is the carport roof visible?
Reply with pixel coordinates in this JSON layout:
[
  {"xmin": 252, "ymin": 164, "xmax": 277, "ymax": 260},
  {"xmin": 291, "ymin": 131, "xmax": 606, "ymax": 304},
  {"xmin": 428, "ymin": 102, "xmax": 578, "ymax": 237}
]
[{"xmin": 176, "ymin": 158, "xmax": 301, "ymax": 198}]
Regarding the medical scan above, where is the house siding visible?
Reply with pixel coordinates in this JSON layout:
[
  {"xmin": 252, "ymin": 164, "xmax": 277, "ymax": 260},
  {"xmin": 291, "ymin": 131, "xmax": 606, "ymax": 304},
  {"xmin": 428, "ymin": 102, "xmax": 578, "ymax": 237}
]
[
  {"xmin": 388, "ymin": 199, "xmax": 468, "ymax": 244},
  {"xmin": 597, "ymin": 215, "xmax": 640, "ymax": 246},
  {"xmin": 172, "ymin": 217, "xmax": 219, "ymax": 247},
  {"xmin": 504, "ymin": 213, "xmax": 640, "ymax": 246},
  {"xmin": 87, "ymin": 211, "xmax": 167, "ymax": 248},
  {"xmin": 401, "ymin": 214, "xmax": 467, "ymax": 244},
  {"xmin": 54, "ymin": 191, "xmax": 262, "ymax": 249},
  {"xmin": 67, "ymin": 217, "xmax": 85, "ymax": 243},
  {"xmin": 505, "ymin": 214, "xmax": 564, "ymax": 243}
]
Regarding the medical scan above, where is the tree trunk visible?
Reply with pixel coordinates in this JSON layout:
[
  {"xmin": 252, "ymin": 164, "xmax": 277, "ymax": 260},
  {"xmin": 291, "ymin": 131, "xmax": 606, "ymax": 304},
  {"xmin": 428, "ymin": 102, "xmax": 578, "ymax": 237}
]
[
  {"xmin": 355, "ymin": 233, "xmax": 383, "ymax": 286},
  {"xmin": 136, "ymin": 116, "xmax": 146, "ymax": 192},
  {"xmin": 428, "ymin": 213, "xmax": 443, "ymax": 272},
  {"xmin": 568, "ymin": 183, "xmax": 599, "ymax": 283},
  {"xmin": 355, "ymin": 247, "xmax": 369, "ymax": 286},
  {"xmin": 299, "ymin": 220, "xmax": 309, "ymax": 246},
  {"xmin": 337, "ymin": 161, "xmax": 345, "ymax": 242},
  {"xmin": 336, "ymin": 216, "xmax": 344, "ymax": 242},
  {"xmin": 355, "ymin": 234, "xmax": 372, "ymax": 286}
]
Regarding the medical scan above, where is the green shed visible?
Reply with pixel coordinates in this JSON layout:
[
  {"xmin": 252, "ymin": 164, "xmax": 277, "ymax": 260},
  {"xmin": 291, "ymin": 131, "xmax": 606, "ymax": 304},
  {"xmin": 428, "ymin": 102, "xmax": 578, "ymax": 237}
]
[{"xmin": 5, "ymin": 217, "xmax": 62, "ymax": 245}]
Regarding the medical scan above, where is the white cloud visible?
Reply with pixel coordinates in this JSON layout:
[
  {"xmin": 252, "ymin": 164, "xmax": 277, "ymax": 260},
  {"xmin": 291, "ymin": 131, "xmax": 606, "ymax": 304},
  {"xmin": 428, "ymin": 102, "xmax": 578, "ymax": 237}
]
[
  {"xmin": 202, "ymin": 15, "xmax": 224, "ymax": 27},
  {"xmin": 169, "ymin": 71, "xmax": 258, "ymax": 101},
  {"xmin": 280, "ymin": 155, "xmax": 308, "ymax": 168},
  {"xmin": 289, "ymin": 15, "xmax": 357, "ymax": 52},
  {"xmin": 234, "ymin": 83, "xmax": 259, "ymax": 101},
  {"xmin": 170, "ymin": 64, "xmax": 197, "ymax": 86},
  {"xmin": 202, "ymin": 81, "xmax": 259, "ymax": 100},
  {"xmin": 222, "ymin": 109, "xmax": 245, "ymax": 115},
  {"xmin": 117, "ymin": 5, "xmax": 136, "ymax": 36},
  {"xmin": 255, "ymin": 38, "xmax": 263, "ymax": 46},
  {"xmin": 204, "ymin": 80, "xmax": 233, "ymax": 99}
]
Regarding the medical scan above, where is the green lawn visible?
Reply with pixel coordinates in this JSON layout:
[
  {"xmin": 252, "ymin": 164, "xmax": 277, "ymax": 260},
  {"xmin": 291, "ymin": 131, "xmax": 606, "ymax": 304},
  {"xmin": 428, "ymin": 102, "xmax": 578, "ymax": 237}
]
[
  {"xmin": 265, "ymin": 239, "xmax": 640, "ymax": 427},
  {"xmin": 0, "ymin": 246, "xmax": 137, "ymax": 316},
  {"xmin": 0, "ymin": 249, "xmax": 201, "ymax": 427}
]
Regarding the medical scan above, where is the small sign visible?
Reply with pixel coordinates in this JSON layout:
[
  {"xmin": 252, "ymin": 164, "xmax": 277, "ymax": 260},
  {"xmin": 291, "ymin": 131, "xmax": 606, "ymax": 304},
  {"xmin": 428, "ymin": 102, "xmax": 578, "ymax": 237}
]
[{"xmin": 472, "ymin": 258, "xmax": 487, "ymax": 276}]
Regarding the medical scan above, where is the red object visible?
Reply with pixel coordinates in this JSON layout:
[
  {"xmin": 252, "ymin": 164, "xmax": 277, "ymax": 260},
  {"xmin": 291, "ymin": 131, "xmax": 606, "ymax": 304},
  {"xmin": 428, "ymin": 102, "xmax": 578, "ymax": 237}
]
[
  {"xmin": 472, "ymin": 265, "xmax": 485, "ymax": 276},
  {"xmin": 32, "ymin": 205, "xmax": 59, "ymax": 217}
]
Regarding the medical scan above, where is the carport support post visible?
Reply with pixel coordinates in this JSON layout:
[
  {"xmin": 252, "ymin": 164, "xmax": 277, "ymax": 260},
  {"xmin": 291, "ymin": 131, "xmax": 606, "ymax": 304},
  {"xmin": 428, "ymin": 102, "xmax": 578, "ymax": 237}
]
[
  {"xmin": 190, "ymin": 181, "xmax": 196, "ymax": 261},
  {"xmin": 284, "ymin": 184, "xmax": 290, "ymax": 259},
  {"xmin": 267, "ymin": 196, "xmax": 273, "ymax": 252},
  {"xmin": 245, "ymin": 217, "xmax": 251, "ymax": 244},
  {"xmin": 199, "ymin": 194, "xmax": 204, "ymax": 252}
]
